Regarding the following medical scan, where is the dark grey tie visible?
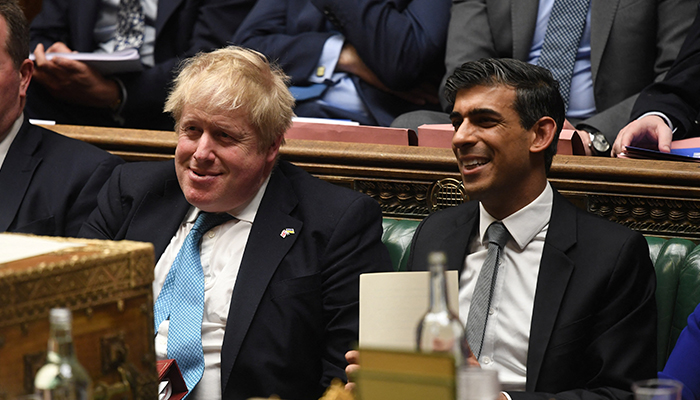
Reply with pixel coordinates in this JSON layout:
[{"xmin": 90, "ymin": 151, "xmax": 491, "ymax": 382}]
[
  {"xmin": 537, "ymin": 0, "xmax": 591, "ymax": 109},
  {"xmin": 114, "ymin": 0, "xmax": 145, "ymax": 51},
  {"xmin": 466, "ymin": 221, "xmax": 510, "ymax": 358}
]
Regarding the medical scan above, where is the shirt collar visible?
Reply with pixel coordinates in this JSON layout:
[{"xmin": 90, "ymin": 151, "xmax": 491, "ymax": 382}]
[
  {"xmin": 184, "ymin": 174, "xmax": 271, "ymax": 225},
  {"xmin": 478, "ymin": 182, "xmax": 553, "ymax": 250}
]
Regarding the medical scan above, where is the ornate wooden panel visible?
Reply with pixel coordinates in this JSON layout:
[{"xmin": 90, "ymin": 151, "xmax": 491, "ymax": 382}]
[{"xmin": 48, "ymin": 124, "xmax": 700, "ymax": 240}]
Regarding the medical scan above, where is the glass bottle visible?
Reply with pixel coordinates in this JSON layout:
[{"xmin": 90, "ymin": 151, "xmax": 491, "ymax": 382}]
[
  {"xmin": 34, "ymin": 308, "xmax": 92, "ymax": 400},
  {"xmin": 416, "ymin": 251, "xmax": 470, "ymax": 366}
]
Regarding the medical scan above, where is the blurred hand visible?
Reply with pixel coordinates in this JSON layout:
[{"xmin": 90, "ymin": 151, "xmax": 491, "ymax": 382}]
[
  {"xmin": 344, "ymin": 350, "xmax": 359, "ymax": 392},
  {"xmin": 32, "ymin": 42, "xmax": 121, "ymax": 108},
  {"xmin": 612, "ymin": 115, "xmax": 672, "ymax": 157}
]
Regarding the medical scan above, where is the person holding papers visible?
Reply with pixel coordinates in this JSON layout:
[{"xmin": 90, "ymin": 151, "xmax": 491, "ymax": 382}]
[
  {"xmin": 80, "ymin": 46, "xmax": 392, "ymax": 400},
  {"xmin": 25, "ymin": 0, "xmax": 255, "ymax": 130},
  {"xmin": 0, "ymin": 0, "xmax": 122, "ymax": 237},
  {"xmin": 348, "ymin": 58, "xmax": 657, "ymax": 400}
]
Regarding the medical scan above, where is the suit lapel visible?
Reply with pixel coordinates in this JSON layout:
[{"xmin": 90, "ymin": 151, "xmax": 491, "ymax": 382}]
[
  {"xmin": 525, "ymin": 191, "xmax": 576, "ymax": 391},
  {"xmin": 220, "ymin": 164, "xmax": 302, "ymax": 393},
  {"xmin": 0, "ymin": 121, "xmax": 41, "ymax": 232},
  {"xmin": 590, "ymin": 0, "xmax": 620, "ymax": 84},
  {"xmin": 442, "ymin": 203, "xmax": 479, "ymax": 273},
  {"xmin": 127, "ymin": 164, "xmax": 189, "ymax": 260},
  {"xmin": 511, "ymin": 0, "xmax": 540, "ymax": 61}
]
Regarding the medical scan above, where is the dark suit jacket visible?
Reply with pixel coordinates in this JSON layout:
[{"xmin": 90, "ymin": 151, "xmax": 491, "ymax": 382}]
[
  {"xmin": 631, "ymin": 4, "xmax": 700, "ymax": 140},
  {"xmin": 408, "ymin": 190, "xmax": 657, "ymax": 400},
  {"xmin": 27, "ymin": 0, "xmax": 255, "ymax": 130},
  {"xmin": 233, "ymin": 0, "xmax": 450, "ymax": 126},
  {"xmin": 443, "ymin": 0, "xmax": 696, "ymax": 142},
  {"xmin": 0, "ymin": 118, "xmax": 123, "ymax": 237},
  {"xmin": 79, "ymin": 159, "xmax": 392, "ymax": 400}
]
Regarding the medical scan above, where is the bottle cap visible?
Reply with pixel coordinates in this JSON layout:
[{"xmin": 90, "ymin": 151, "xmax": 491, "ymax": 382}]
[
  {"xmin": 428, "ymin": 251, "xmax": 447, "ymax": 265},
  {"xmin": 49, "ymin": 308, "xmax": 72, "ymax": 326}
]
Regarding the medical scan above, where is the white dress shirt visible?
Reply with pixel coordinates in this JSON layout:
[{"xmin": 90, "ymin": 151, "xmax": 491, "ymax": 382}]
[
  {"xmin": 458, "ymin": 183, "xmax": 553, "ymax": 391},
  {"xmin": 153, "ymin": 177, "xmax": 269, "ymax": 400},
  {"xmin": 0, "ymin": 114, "xmax": 24, "ymax": 170}
]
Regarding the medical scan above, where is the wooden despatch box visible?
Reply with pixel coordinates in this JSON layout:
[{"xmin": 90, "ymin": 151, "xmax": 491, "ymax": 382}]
[{"xmin": 0, "ymin": 234, "xmax": 158, "ymax": 400}]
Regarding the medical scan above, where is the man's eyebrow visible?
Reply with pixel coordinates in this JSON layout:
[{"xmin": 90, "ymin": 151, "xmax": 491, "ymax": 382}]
[
  {"xmin": 465, "ymin": 108, "xmax": 502, "ymax": 118},
  {"xmin": 450, "ymin": 107, "xmax": 502, "ymax": 120}
]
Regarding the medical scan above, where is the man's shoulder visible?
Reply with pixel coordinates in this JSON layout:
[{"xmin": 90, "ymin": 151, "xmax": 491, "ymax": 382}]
[
  {"xmin": 278, "ymin": 159, "xmax": 372, "ymax": 205},
  {"xmin": 27, "ymin": 123, "xmax": 122, "ymax": 165}
]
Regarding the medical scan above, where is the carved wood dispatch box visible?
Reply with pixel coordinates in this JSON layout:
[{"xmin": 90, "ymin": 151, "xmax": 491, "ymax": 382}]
[{"xmin": 0, "ymin": 234, "xmax": 158, "ymax": 400}]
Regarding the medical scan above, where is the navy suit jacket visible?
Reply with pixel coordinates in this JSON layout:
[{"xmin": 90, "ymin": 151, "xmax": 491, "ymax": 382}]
[
  {"xmin": 79, "ymin": 159, "xmax": 392, "ymax": 400},
  {"xmin": 631, "ymin": 4, "xmax": 700, "ymax": 140},
  {"xmin": 408, "ymin": 190, "xmax": 657, "ymax": 400},
  {"xmin": 233, "ymin": 0, "xmax": 450, "ymax": 126},
  {"xmin": 0, "ymin": 118, "xmax": 123, "ymax": 237},
  {"xmin": 28, "ymin": 0, "xmax": 255, "ymax": 130}
]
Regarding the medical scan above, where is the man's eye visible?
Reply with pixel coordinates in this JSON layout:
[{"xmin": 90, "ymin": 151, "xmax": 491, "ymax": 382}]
[
  {"xmin": 451, "ymin": 120, "xmax": 462, "ymax": 131},
  {"xmin": 218, "ymin": 131, "xmax": 238, "ymax": 143},
  {"xmin": 181, "ymin": 126, "xmax": 200, "ymax": 135}
]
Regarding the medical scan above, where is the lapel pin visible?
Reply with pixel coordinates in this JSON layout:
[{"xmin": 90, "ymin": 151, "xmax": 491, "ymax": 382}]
[{"xmin": 280, "ymin": 228, "xmax": 295, "ymax": 238}]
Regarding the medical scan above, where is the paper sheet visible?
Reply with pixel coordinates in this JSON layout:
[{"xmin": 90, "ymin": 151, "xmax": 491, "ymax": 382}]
[
  {"xmin": 0, "ymin": 233, "xmax": 84, "ymax": 264},
  {"xmin": 359, "ymin": 271, "xmax": 459, "ymax": 351}
]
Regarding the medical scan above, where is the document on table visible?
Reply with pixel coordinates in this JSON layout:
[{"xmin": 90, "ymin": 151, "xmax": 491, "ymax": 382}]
[
  {"xmin": 29, "ymin": 48, "xmax": 142, "ymax": 75},
  {"xmin": 359, "ymin": 271, "xmax": 459, "ymax": 351},
  {"xmin": 0, "ymin": 233, "xmax": 84, "ymax": 264}
]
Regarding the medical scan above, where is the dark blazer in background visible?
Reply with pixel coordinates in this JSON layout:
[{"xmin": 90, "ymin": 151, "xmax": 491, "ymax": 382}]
[
  {"xmin": 79, "ymin": 159, "xmax": 392, "ymax": 400},
  {"xmin": 408, "ymin": 190, "xmax": 657, "ymax": 400},
  {"xmin": 443, "ymin": 0, "xmax": 697, "ymax": 142},
  {"xmin": 631, "ymin": 4, "xmax": 700, "ymax": 139},
  {"xmin": 233, "ymin": 0, "xmax": 450, "ymax": 126},
  {"xmin": 0, "ymin": 118, "xmax": 123, "ymax": 237},
  {"xmin": 27, "ymin": 0, "xmax": 256, "ymax": 130}
]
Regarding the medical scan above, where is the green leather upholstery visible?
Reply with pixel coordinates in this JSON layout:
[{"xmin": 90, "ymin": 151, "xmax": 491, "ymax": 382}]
[
  {"xmin": 646, "ymin": 237, "xmax": 696, "ymax": 370},
  {"xmin": 381, "ymin": 218, "xmax": 700, "ymax": 371},
  {"xmin": 381, "ymin": 218, "xmax": 421, "ymax": 272}
]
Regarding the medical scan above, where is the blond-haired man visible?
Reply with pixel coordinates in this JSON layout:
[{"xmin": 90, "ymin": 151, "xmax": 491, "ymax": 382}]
[{"xmin": 81, "ymin": 46, "xmax": 392, "ymax": 400}]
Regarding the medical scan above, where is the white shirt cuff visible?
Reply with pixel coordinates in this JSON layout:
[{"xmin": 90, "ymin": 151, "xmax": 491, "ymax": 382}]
[{"xmin": 639, "ymin": 111, "xmax": 676, "ymax": 133}]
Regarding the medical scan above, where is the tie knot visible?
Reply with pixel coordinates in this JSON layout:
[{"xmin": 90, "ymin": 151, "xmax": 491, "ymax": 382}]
[
  {"xmin": 486, "ymin": 222, "xmax": 509, "ymax": 249},
  {"xmin": 190, "ymin": 212, "xmax": 235, "ymax": 239}
]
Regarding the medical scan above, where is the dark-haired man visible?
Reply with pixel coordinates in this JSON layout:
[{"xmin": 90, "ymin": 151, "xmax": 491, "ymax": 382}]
[
  {"xmin": 349, "ymin": 58, "xmax": 657, "ymax": 400},
  {"xmin": 0, "ymin": 0, "xmax": 122, "ymax": 237}
]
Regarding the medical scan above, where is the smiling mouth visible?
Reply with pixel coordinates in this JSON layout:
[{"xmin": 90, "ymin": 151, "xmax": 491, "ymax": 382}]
[
  {"xmin": 462, "ymin": 159, "xmax": 490, "ymax": 170},
  {"xmin": 191, "ymin": 169, "xmax": 222, "ymax": 177}
]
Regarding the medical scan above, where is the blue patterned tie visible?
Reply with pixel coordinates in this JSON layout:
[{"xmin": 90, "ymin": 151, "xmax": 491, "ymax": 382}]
[
  {"xmin": 153, "ymin": 212, "xmax": 234, "ymax": 395},
  {"xmin": 466, "ymin": 222, "xmax": 510, "ymax": 358},
  {"xmin": 537, "ymin": 0, "xmax": 591, "ymax": 109},
  {"xmin": 114, "ymin": 0, "xmax": 145, "ymax": 51}
]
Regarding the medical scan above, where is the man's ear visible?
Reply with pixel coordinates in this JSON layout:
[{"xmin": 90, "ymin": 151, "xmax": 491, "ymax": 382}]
[
  {"xmin": 265, "ymin": 135, "xmax": 284, "ymax": 163},
  {"xmin": 530, "ymin": 116, "xmax": 557, "ymax": 154},
  {"xmin": 18, "ymin": 59, "xmax": 33, "ymax": 96}
]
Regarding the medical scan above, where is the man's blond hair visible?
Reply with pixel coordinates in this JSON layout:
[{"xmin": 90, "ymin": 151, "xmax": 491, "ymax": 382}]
[{"xmin": 165, "ymin": 46, "xmax": 295, "ymax": 151}]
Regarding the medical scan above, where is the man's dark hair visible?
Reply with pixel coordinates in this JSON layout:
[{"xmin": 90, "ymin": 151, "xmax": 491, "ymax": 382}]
[
  {"xmin": 445, "ymin": 58, "xmax": 565, "ymax": 173},
  {"xmin": 0, "ymin": 0, "xmax": 28, "ymax": 70}
]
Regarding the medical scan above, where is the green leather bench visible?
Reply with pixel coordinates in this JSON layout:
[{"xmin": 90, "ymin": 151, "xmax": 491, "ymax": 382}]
[{"xmin": 381, "ymin": 218, "xmax": 700, "ymax": 371}]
